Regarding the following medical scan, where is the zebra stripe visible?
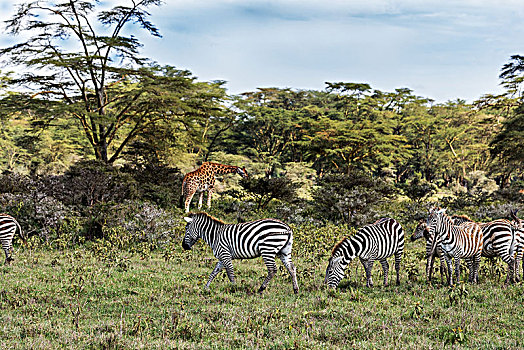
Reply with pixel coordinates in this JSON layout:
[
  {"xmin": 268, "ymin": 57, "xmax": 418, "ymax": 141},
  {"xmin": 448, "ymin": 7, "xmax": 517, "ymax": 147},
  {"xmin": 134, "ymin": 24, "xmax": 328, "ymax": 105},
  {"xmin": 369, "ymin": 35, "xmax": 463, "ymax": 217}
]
[
  {"xmin": 428, "ymin": 209, "xmax": 483, "ymax": 286},
  {"xmin": 452, "ymin": 214, "xmax": 517, "ymax": 284},
  {"xmin": 410, "ymin": 221, "xmax": 448, "ymax": 283},
  {"xmin": 182, "ymin": 212, "xmax": 299, "ymax": 294},
  {"xmin": 0, "ymin": 214, "xmax": 22, "ymax": 264},
  {"xmin": 324, "ymin": 218, "xmax": 404, "ymax": 288}
]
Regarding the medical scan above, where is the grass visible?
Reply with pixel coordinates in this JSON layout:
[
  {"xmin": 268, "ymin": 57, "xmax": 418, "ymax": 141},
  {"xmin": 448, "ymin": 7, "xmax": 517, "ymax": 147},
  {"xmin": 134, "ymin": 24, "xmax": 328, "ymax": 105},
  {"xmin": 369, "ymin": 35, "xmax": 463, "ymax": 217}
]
[{"xmin": 0, "ymin": 241, "xmax": 523, "ymax": 349}]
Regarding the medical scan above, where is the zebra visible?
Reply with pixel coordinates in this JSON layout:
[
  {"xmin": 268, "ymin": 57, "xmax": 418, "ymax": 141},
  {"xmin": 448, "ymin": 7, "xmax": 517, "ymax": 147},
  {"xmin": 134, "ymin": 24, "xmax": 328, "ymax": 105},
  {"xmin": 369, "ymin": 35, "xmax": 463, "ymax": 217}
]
[
  {"xmin": 451, "ymin": 214, "xmax": 518, "ymax": 285},
  {"xmin": 182, "ymin": 212, "xmax": 299, "ymax": 294},
  {"xmin": 324, "ymin": 218, "xmax": 404, "ymax": 289},
  {"xmin": 510, "ymin": 209, "xmax": 524, "ymax": 281},
  {"xmin": 410, "ymin": 220, "xmax": 448, "ymax": 283},
  {"xmin": 0, "ymin": 214, "xmax": 23, "ymax": 264},
  {"xmin": 427, "ymin": 208, "xmax": 483, "ymax": 286}
]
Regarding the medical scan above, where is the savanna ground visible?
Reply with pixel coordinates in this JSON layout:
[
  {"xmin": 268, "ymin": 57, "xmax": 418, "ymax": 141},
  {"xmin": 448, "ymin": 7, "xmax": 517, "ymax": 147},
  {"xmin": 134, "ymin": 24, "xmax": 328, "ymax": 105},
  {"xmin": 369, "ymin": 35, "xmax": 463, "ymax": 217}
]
[{"xmin": 0, "ymin": 225, "xmax": 523, "ymax": 350}]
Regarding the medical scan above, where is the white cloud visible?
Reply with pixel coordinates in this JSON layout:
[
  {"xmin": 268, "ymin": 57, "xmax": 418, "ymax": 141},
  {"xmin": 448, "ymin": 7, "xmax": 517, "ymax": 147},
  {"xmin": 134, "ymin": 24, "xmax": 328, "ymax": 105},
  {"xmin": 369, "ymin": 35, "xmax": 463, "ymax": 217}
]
[{"xmin": 1, "ymin": 0, "xmax": 523, "ymax": 101}]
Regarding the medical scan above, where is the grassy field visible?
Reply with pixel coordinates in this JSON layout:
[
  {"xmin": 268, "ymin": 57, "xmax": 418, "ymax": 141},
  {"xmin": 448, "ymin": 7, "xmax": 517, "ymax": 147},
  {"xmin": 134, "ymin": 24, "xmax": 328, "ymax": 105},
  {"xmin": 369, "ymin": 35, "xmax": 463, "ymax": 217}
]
[{"xmin": 0, "ymin": 239, "xmax": 523, "ymax": 349}]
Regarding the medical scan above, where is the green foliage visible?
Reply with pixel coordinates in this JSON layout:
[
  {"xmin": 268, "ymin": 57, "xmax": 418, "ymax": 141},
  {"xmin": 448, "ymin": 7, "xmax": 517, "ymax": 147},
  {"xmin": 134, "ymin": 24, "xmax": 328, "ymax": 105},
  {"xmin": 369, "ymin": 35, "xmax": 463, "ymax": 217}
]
[
  {"xmin": 239, "ymin": 176, "xmax": 299, "ymax": 210},
  {"xmin": 311, "ymin": 171, "xmax": 396, "ymax": 225}
]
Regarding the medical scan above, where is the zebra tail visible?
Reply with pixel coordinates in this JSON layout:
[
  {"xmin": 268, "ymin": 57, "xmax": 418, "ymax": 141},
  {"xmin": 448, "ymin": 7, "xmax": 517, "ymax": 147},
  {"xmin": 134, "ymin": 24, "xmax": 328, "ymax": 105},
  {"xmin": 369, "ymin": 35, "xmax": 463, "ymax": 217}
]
[
  {"xmin": 510, "ymin": 226, "xmax": 517, "ymax": 257},
  {"xmin": 16, "ymin": 221, "xmax": 27, "ymax": 245},
  {"xmin": 277, "ymin": 230, "xmax": 294, "ymax": 255}
]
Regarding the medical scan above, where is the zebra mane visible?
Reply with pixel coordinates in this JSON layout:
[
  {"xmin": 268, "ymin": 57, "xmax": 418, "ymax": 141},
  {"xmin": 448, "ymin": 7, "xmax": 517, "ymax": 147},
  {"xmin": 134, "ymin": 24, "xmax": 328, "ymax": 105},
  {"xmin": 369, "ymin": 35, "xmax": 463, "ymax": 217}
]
[
  {"xmin": 451, "ymin": 214, "xmax": 473, "ymax": 222},
  {"xmin": 189, "ymin": 212, "xmax": 227, "ymax": 225},
  {"xmin": 331, "ymin": 237, "xmax": 348, "ymax": 256}
]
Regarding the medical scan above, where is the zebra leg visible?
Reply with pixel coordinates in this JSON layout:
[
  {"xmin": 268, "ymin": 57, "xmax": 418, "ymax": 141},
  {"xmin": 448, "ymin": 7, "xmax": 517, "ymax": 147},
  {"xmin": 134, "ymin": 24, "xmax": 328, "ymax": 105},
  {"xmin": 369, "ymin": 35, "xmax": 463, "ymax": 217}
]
[
  {"xmin": 222, "ymin": 259, "xmax": 236, "ymax": 284},
  {"xmin": 454, "ymin": 257, "xmax": 461, "ymax": 285},
  {"xmin": 380, "ymin": 258, "xmax": 389, "ymax": 286},
  {"xmin": 444, "ymin": 255, "xmax": 453, "ymax": 286},
  {"xmin": 394, "ymin": 251, "xmax": 401, "ymax": 286},
  {"xmin": 206, "ymin": 261, "xmax": 224, "ymax": 289},
  {"xmin": 466, "ymin": 259, "xmax": 473, "ymax": 283},
  {"xmin": 259, "ymin": 255, "xmax": 278, "ymax": 294},
  {"xmin": 440, "ymin": 258, "xmax": 448, "ymax": 284},
  {"xmin": 501, "ymin": 255, "xmax": 515, "ymax": 285},
  {"xmin": 4, "ymin": 244, "xmax": 14, "ymax": 265},
  {"xmin": 4, "ymin": 248, "xmax": 10, "ymax": 265},
  {"xmin": 473, "ymin": 253, "xmax": 481, "ymax": 284},
  {"xmin": 427, "ymin": 254, "xmax": 435, "ymax": 283},
  {"xmin": 360, "ymin": 258, "xmax": 374, "ymax": 287},
  {"xmin": 278, "ymin": 253, "xmax": 299, "ymax": 294}
]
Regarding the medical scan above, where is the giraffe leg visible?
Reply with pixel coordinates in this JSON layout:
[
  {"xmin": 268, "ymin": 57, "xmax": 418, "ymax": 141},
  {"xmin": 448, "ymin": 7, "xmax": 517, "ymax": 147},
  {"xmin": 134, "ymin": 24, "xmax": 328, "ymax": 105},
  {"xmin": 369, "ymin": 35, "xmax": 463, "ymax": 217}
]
[
  {"xmin": 197, "ymin": 192, "xmax": 204, "ymax": 210},
  {"xmin": 184, "ymin": 190, "xmax": 197, "ymax": 213},
  {"xmin": 207, "ymin": 188, "xmax": 214, "ymax": 209},
  {"xmin": 380, "ymin": 258, "xmax": 389, "ymax": 286},
  {"xmin": 278, "ymin": 252, "xmax": 299, "ymax": 294},
  {"xmin": 259, "ymin": 254, "xmax": 277, "ymax": 294},
  {"xmin": 206, "ymin": 261, "xmax": 223, "ymax": 289}
]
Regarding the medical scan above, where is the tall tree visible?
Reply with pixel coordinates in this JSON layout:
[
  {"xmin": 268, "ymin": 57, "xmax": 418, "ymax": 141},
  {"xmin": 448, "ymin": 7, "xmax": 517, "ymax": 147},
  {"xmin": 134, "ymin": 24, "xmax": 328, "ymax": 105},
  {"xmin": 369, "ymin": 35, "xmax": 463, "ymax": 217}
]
[
  {"xmin": 0, "ymin": 0, "xmax": 222, "ymax": 164},
  {"xmin": 477, "ymin": 55, "xmax": 524, "ymax": 185}
]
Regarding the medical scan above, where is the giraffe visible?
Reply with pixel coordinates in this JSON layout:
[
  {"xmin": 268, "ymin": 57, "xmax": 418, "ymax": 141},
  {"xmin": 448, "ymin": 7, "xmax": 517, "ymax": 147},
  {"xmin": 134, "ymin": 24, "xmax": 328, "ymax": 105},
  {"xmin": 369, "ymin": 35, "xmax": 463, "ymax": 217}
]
[{"xmin": 182, "ymin": 162, "xmax": 248, "ymax": 213}]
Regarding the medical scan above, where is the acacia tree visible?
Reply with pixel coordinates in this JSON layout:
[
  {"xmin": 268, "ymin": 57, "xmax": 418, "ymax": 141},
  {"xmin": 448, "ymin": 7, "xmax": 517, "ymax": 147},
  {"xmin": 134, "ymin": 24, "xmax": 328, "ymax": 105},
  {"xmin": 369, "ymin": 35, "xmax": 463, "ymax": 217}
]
[
  {"xmin": 0, "ymin": 0, "xmax": 223, "ymax": 164},
  {"xmin": 475, "ymin": 55, "xmax": 524, "ymax": 185}
]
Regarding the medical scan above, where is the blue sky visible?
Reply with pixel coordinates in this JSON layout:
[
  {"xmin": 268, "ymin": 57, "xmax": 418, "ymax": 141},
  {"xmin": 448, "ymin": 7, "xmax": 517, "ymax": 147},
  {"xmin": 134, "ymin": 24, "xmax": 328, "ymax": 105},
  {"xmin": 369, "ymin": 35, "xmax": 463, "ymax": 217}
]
[{"xmin": 1, "ymin": 0, "xmax": 524, "ymax": 102}]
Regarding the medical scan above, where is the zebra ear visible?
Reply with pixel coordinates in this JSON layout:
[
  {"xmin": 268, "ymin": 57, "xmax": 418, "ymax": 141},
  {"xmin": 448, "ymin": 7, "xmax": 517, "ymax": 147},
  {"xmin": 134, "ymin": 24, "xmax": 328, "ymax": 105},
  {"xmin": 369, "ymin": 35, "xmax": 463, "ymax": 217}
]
[
  {"xmin": 332, "ymin": 256, "xmax": 343, "ymax": 264},
  {"xmin": 437, "ymin": 208, "xmax": 447, "ymax": 214},
  {"xmin": 183, "ymin": 217, "xmax": 193, "ymax": 223}
]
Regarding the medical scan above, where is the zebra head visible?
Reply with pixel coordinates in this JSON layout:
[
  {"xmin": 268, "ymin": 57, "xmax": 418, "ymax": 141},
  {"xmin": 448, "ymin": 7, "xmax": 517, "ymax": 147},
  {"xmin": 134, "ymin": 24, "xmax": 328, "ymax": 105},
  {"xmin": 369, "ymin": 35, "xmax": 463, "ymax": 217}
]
[
  {"xmin": 325, "ymin": 239, "xmax": 354, "ymax": 288},
  {"xmin": 236, "ymin": 167, "xmax": 249, "ymax": 178},
  {"xmin": 410, "ymin": 220, "xmax": 429, "ymax": 242},
  {"xmin": 427, "ymin": 208, "xmax": 447, "ymax": 258},
  {"xmin": 182, "ymin": 216, "xmax": 199, "ymax": 250},
  {"xmin": 324, "ymin": 255, "xmax": 349, "ymax": 288}
]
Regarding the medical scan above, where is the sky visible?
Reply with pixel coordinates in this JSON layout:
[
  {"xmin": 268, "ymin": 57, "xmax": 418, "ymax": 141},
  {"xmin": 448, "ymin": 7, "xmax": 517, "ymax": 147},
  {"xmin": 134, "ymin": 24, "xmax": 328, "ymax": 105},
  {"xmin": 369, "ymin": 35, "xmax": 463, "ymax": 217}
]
[{"xmin": 1, "ymin": 0, "xmax": 524, "ymax": 103}]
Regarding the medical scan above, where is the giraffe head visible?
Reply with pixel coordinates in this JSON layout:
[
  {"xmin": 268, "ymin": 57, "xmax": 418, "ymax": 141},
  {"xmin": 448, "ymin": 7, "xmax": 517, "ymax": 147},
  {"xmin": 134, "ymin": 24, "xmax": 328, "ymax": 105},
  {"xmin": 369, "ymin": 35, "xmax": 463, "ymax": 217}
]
[{"xmin": 236, "ymin": 167, "xmax": 248, "ymax": 178}]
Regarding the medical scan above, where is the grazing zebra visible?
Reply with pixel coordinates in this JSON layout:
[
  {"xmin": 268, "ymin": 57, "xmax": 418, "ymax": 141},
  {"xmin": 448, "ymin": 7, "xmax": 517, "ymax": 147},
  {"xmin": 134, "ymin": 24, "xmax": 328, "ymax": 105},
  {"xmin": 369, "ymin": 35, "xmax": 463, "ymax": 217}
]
[
  {"xmin": 427, "ymin": 209, "xmax": 483, "ymax": 286},
  {"xmin": 324, "ymin": 218, "xmax": 404, "ymax": 289},
  {"xmin": 410, "ymin": 220, "xmax": 448, "ymax": 283},
  {"xmin": 0, "ymin": 214, "xmax": 23, "ymax": 264},
  {"xmin": 451, "ymin": 214, "xmax": 517, "ymax": 285},
  {"xmin": 182, "ymin": 212, "xmax": 299, "ymax": 294},
  {"xmin": 510, "ymin": 210, "xmax": 524, "ymax": 281}
]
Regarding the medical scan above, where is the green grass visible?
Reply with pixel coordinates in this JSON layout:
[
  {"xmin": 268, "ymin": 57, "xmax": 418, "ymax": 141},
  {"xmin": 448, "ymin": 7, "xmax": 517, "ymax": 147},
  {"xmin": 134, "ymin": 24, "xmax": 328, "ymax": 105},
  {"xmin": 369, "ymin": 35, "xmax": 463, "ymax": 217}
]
[{"xmin": 0, "ymin": 243, "xmax": 523, "ymax": 349}]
